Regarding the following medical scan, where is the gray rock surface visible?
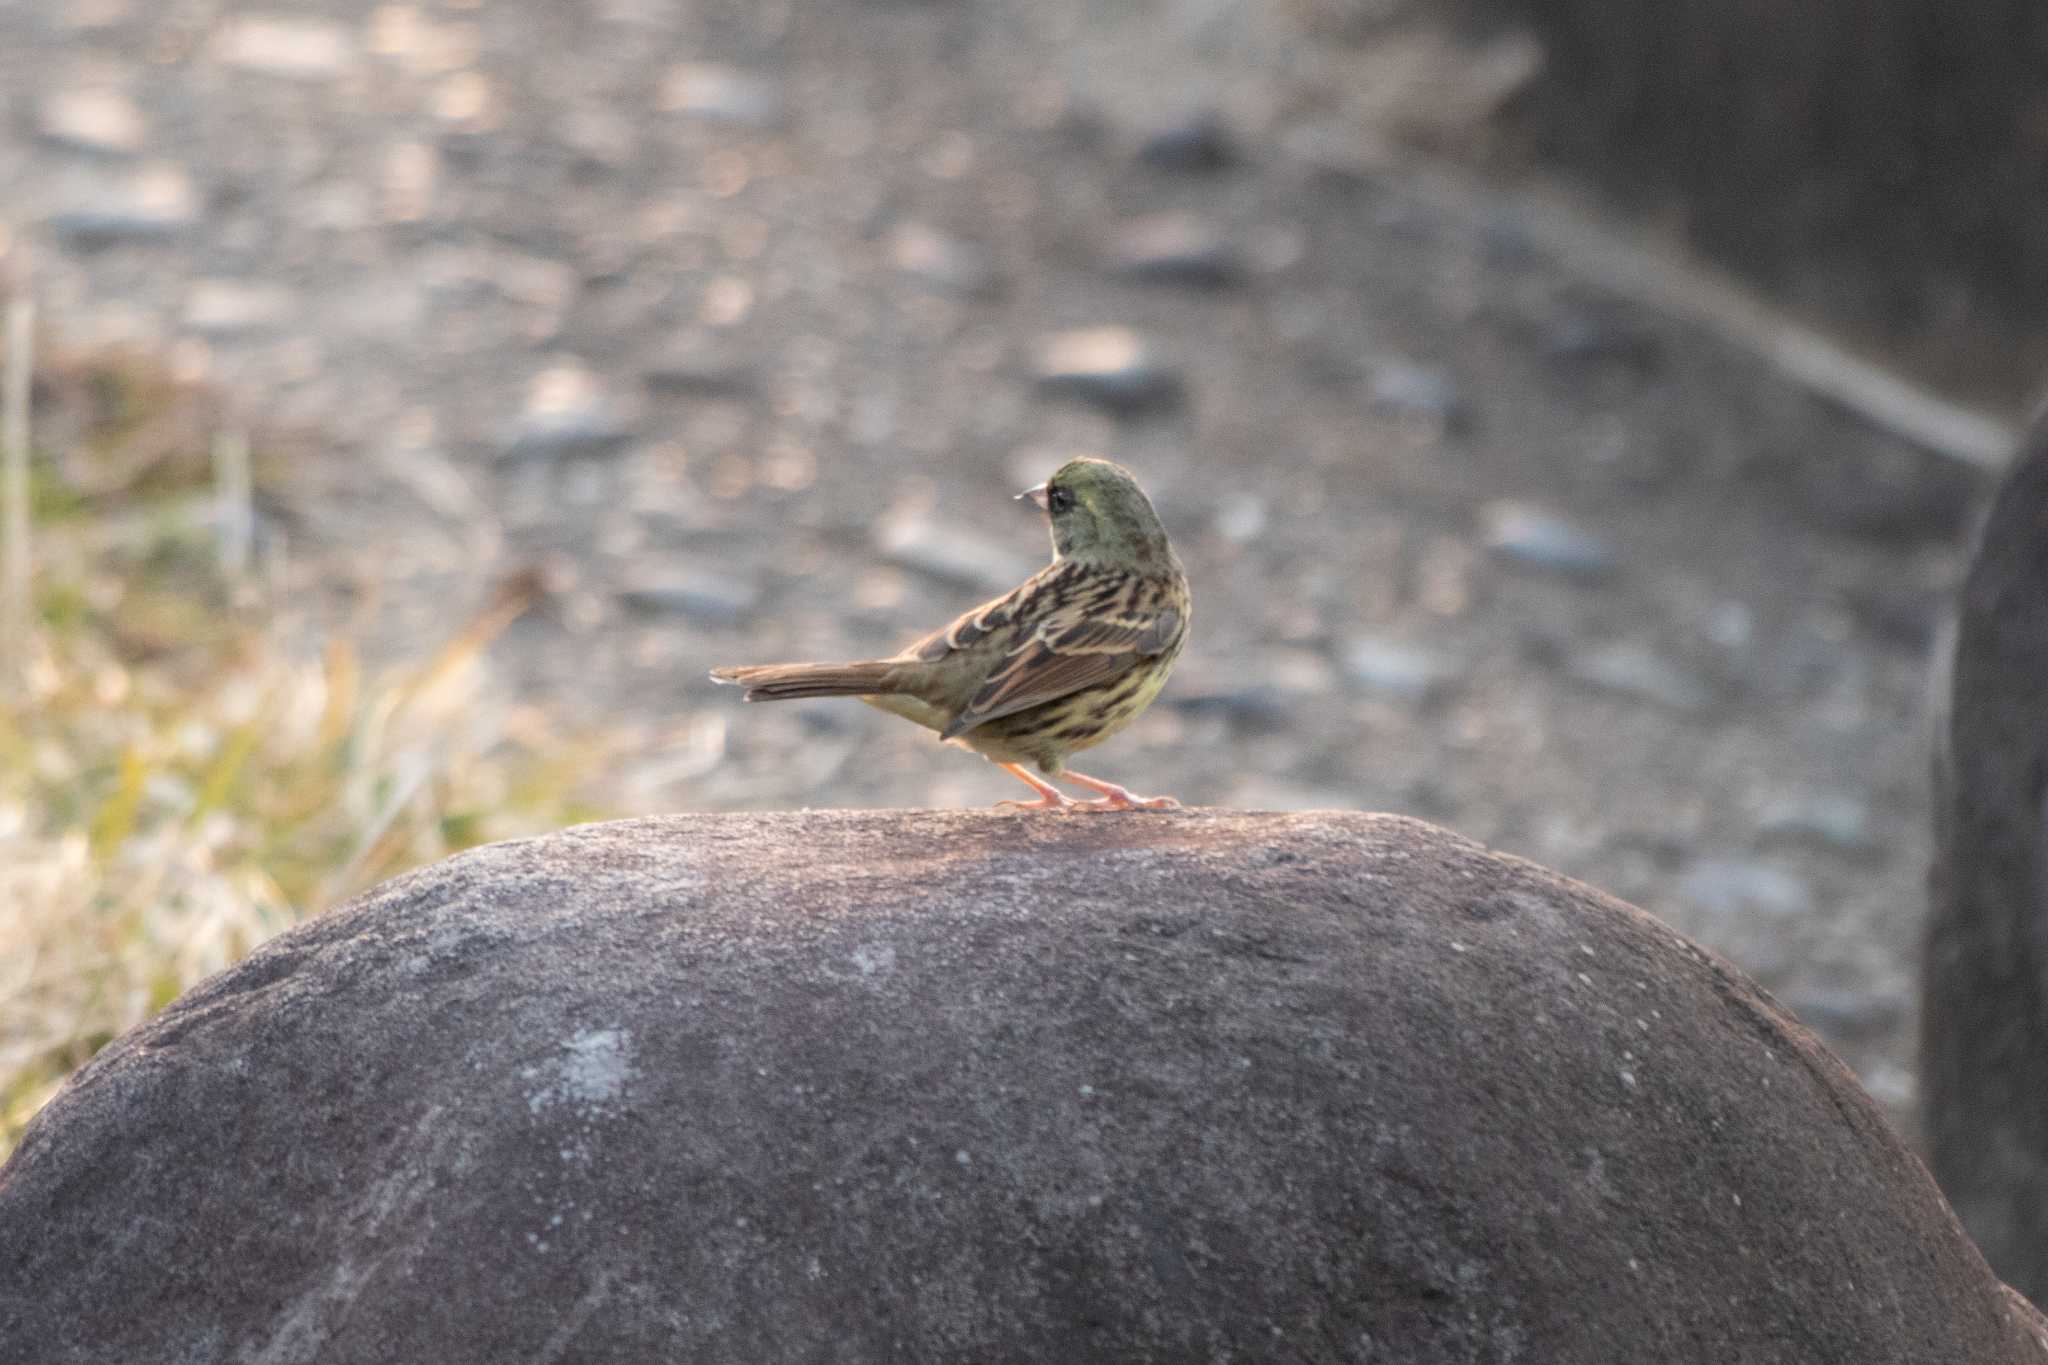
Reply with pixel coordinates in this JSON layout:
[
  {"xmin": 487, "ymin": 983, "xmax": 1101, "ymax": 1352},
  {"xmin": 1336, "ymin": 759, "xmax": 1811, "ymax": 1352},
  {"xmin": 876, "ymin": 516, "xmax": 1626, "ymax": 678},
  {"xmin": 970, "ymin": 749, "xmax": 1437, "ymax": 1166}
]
[
  {"xmin": 4, "ymin": 811, "xmax": 2042, "ymax": 1364},
  {"xmin": 1926, "ymin": 407, "xmax": 2048, "ymax": 1307}
]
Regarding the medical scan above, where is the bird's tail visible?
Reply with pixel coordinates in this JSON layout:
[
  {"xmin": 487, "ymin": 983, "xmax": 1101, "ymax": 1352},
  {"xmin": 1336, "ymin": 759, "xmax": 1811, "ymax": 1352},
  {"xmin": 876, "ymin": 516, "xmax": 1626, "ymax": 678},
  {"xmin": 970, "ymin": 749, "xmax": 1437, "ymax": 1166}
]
[{"xmin": 709, "ymin": 660, "xmax": 905, "ymax": 701}]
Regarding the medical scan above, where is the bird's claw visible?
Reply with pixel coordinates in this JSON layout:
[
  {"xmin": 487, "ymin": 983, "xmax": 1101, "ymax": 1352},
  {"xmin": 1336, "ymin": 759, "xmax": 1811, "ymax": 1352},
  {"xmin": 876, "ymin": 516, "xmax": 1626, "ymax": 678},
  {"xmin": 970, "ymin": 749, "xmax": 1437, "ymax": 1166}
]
[
  {"xmin": 1058, "ymin": 772, "xmax": 1181, "ymax": 811},
  {"xmin": 993, "ymin": 764, "xmax": 1179, "ymax": 813},
  {"xmin": 1076, "ymin": 794, "xmax": 1180, "ymax": 812},
  {"xmin": 994, "ymin": 793, "xmax": 1077, "ymax": 813}
]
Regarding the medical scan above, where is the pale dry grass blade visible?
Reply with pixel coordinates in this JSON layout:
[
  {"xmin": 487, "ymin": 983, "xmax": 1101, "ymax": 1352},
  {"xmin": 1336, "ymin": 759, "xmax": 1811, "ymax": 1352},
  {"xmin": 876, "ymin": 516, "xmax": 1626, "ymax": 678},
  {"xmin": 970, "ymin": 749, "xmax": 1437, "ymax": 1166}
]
[
  {"xmin": 212, "ymin": 428, "xmax": 252, "ymax": 581},
  {"xmin": 2, "ymin": 293, "xmax": 32, "ymax": 681}
]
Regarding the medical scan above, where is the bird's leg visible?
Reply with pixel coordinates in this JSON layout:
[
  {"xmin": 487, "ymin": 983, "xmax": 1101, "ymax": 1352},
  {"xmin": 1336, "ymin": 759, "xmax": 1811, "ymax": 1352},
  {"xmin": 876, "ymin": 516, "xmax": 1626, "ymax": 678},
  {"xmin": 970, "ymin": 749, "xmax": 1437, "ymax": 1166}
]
[
  {"xmin": 1059, "ymin": 770, "xmax": 1181, "ymax": 811},
  {"xmin": 993, "ymin": 762, "xmax": 1079, "ymax": 812}
]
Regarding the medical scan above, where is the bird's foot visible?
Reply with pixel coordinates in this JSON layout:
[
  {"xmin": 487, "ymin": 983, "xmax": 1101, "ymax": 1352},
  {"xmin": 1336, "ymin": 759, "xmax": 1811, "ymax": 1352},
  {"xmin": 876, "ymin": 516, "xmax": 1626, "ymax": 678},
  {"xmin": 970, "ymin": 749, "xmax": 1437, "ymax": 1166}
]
[
  {"xmin": 994, "ymin": 792, "xmax": 1079, "ymax": 812},
  {"xmin": 1061, "ymin": 772, "xmax": 1181, "ymax": 811},
  {"xmin": 994, "ymin": 763, "xmax": 1079, "ymax": 813}
]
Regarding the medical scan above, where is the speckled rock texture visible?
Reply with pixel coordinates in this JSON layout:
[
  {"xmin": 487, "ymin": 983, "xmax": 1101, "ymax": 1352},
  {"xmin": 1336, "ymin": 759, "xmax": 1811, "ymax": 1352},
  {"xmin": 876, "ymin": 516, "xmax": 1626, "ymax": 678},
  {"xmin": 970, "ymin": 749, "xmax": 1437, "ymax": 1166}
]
[
  {"xmin": 2, "ymin": 811, "xmax": 2042, "ymax": 1364},
  {"xmin": 1926, "ymin": 408, "xmax": 2048, "ymax": 1307}
]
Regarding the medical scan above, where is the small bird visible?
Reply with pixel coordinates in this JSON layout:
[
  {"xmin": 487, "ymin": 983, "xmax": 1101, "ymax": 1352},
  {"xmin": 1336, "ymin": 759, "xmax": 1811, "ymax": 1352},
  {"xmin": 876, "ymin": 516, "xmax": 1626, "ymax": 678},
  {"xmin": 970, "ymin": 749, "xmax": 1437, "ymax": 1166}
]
[{"xmin": 711, "ymin": 457, "xmax": 1189, "ymax": 811}]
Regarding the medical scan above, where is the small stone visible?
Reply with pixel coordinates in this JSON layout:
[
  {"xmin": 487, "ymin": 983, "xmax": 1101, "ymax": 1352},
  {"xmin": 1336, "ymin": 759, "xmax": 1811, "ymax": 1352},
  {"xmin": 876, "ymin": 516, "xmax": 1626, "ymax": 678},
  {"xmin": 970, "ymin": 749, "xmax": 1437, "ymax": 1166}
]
[
  {"xmin": 181, "ymin": 280, "xmax": 293, "ymax": 337},
  {"xmin": 1167, "ymin": 686, "xmax": 1290, "ymax": 732},
  {"xmin": 1136, "ymin": 112, "xmax": 1235, "ymax": 173},
  {"xmin": 887, "ymin": 223, "xmax": 998, "ymax": 297},
  {"xmin": 1032, "ymin": 327, "xmax": 1184, "ymax": 417},
  {"xmin": 1212, "ymin": 496, "xmax": 1267, "ymax": 544},
  {"xmin": 1480, "ymin": 501, "xmax": 1615, "ymax": 579},
  {"xmin": 873, "ymin": 514, "xmax": 1035, "ymax": 595},
  {"xmin": 618, "ymin": 567, "xmax": 760, "ymax": 626},
  {"xmin": 659, "ymin": 63, "xmax": 784, "ymax": 129},
  {"xmin": 1856, "ymin": 1062, "xmax": 1916, "ymax": 1114},
  {"xmin": 46, "ymin": 165, "xmax": 197, "ymax": 247},
  {"xmin": 1702, "ymin": 601, "xmax": 1755, "ymax": 650},
  {"xmin": 1566, "ymin": 641, "xmax": 1714, "ymax": 713},
  {"xmin": 1369, "ymin": 360, "xmax": 1465, "ymax": 427},
  {"xmin": 213, "ymin": 15, "xmax": 356, "ymax": 79},
  {"xmin": 499, "ymin": 367, "xmax": 639, "ymax": 461},
  {"xmin": 1539, "ymin": 306, "xmax": 1663, "ymax": 374},
  {"xmin": 642, "ymin": 339, "xmax": 758, "ymax": 397},
  {"xmin": 1340, "ymin": 636, "xmax": 1457, "ymax": 702},
  {"xmin": 1757, "ymin": 793, "xmax": 1880, "ymax": 859},
  {"xmin": 34, "ymin": 88, "xmax": 148, "ymax": 157},
  {"xmin": 1676, "ymin": 858, "xmax": 1813, "ymax": 922},
  {"xmin": 1104, "ymin": 214, "xmax": 1242, "ymax": 289},
  {"xmin": 559, "ymin": 107, "xmax": 637, "ymax": 168},
  {"xmin": 1267, "ymin": 648, "xmax": 1338, "ymax": 695},
  {"xmin": 365, "ymin": 5, "xmax": 478, "ymax": 75}
]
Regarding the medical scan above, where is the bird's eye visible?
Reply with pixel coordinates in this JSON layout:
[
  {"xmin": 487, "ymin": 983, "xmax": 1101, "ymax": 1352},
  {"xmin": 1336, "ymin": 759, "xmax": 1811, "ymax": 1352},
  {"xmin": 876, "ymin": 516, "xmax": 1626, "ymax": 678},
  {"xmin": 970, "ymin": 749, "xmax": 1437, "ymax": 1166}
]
[{"xmin": 1047, "ymin": 485, "xmax": 1076, "ymax": 514}]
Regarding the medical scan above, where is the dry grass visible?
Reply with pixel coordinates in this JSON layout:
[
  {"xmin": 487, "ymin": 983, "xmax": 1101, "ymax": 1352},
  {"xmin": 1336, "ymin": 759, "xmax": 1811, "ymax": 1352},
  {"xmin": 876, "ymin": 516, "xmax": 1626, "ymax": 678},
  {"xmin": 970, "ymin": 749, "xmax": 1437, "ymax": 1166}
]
[{"xmin": 0, "ymin": 325, "xmax": 607, "ymax": 1158}]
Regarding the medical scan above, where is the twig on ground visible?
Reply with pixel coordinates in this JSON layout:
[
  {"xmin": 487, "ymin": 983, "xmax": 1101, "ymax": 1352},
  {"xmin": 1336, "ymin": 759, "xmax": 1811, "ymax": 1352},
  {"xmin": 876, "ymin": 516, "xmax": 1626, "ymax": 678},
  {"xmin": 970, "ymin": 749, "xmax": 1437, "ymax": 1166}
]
[{"xmin": 1307, "ymin": 146, "xmax": 2022, "ymax": 470}]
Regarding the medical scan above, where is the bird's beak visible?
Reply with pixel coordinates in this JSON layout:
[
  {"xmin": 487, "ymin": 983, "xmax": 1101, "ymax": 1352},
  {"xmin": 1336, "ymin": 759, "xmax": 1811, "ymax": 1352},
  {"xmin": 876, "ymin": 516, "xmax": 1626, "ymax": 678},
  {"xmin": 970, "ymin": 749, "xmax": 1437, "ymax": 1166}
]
[{"xmin": 1018, "ymin": 482, "xmax": 1050, "ymax": 511}]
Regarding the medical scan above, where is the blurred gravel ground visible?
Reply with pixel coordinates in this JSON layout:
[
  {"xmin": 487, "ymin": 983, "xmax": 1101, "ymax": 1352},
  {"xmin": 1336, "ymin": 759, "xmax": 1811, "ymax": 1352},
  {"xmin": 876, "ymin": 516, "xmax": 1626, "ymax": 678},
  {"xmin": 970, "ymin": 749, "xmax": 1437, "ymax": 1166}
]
[{"xmin": 0, "ymin": 0, "xmax": 1998, "ymax": 1125}]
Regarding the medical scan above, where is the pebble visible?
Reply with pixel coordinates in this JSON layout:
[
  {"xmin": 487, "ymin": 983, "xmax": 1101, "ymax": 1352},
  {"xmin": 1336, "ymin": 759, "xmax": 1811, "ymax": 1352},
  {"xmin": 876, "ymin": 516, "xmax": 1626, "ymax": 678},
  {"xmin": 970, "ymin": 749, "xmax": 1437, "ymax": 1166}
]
[
  {"xmin": 46, "ymin": 165, "xmax": 198, "ymax": 247},
  {"xmin": 1539, "ymin": 306, "xmax": 1663, "ymax": 374},
  {"xmin": 1212, "ymin": 495, "xmax": 1267, "ymax": 544},
  {"xmin": 887, "ymin": 223, "xmax": 999, "ymax": 297},
  {"xmin": 1565, "ymin": 641, "xmax": 1714, "ymax": 713},
  {"xmin": 181, "ymin": 280, "xmax": 293, "ymax": 337},
  {"xmin": 1757, "ymin": 792, "xmax": 1880, "ymax": 859},
  {"xmin": 1167, "ymin": 686, "xmax": 1292, "ymax": 732},
  {"xmin": 559, "ymin": 107, "xmax": 638, "ymax": 170},
  {"xmin": 1032, "ymin": 327, "xmax": 1185, "ymax": 417},
  {"xmin": 617, "ymin": 567, "xmax": 760, "ymax": 626},
  {"xmin": 1369, "ymin": 359, "xmax": 1465, "ymax": 427},
  {"xmin": 659, "ymin": 63, "xmax": 784, "ymax": 129},
  {"xmin": 1677, "ymin": 857, "xmax": 1814, "ymax": 921},
  {"xmin": 1267, "ymin": 648, "xmax": 1339, "ymax": 695},
  {"xmin": 1340, "ymin": 635, "xmax": 1458, "ymax": 702},
  {"xmin": 1104, "ymin": 214, "xmax": 1242, "ymax": 289},
  {"xmin": 641, "ymin": 339, "xmax": 758, "ymax": 397},
  {"xmin": 212, "ymin": 15, "xmax": 356, "ymax": 79},
  {"xmin": 873, "ymin": 514, "xmax": 1035, "ymax": 595},
  {"xmin": 499, "ymin": 367, "xmax": 639, "ymax": 462},
  {"xmin": 1136, "ymin": 112, "xmax": 1235, "ymax": 173},
  {"xmin": 1856, "ymin": 1063, "xmax": 1916, "ymax": 1114},
  {"xmin": 1479, "ymin": 501, "xmax": 1616, "ymax": 579},
  {"xmin": 34, "ymin": 88, "xmax": 147, "ymax": 157}
]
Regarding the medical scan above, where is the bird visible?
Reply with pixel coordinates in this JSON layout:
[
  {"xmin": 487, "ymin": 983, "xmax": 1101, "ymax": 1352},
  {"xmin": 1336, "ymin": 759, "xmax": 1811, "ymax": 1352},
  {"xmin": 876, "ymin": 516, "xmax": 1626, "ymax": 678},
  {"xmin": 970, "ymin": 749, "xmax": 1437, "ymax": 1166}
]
[{"xmin": 710, "ymin": 456, "xmax": 1190, "ymax": 812}]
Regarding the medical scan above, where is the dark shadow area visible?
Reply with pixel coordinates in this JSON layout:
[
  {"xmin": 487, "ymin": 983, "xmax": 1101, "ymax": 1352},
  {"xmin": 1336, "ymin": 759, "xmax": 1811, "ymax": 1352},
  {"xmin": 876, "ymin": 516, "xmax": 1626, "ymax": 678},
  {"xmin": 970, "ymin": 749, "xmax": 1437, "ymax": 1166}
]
[{"xmin": 1458, "ymin": 0, "xmax": 2048, "ymax": 399}]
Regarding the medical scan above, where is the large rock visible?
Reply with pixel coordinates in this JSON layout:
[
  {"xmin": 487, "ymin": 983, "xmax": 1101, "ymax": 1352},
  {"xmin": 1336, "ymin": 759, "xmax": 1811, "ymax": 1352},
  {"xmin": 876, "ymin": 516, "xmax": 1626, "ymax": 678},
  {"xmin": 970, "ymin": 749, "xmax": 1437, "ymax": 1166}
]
[
  {"xmin": 1926, "ymin": 406, "xmax": 2048, "ymax": 1305},
  {"xmin": 2, "ymin": 811, "xmax": 2042, "ymax": 1363}
]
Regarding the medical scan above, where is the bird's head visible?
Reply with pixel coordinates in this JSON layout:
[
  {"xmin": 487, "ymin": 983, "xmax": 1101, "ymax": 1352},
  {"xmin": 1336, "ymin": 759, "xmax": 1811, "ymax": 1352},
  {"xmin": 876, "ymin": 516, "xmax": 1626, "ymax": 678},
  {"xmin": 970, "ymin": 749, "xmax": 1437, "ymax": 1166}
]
[{"xmin": 1019, "ymin": 457, "xmax": 1173, "ymax": 567}]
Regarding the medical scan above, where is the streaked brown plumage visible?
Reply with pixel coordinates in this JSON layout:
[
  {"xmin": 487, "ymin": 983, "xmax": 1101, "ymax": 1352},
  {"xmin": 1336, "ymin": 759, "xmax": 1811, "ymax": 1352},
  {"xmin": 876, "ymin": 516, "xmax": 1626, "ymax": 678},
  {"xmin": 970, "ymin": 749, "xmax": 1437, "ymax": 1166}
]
[{"xmin": 711, "ymin": 457, "xmax": 1189, "ymax": 811}]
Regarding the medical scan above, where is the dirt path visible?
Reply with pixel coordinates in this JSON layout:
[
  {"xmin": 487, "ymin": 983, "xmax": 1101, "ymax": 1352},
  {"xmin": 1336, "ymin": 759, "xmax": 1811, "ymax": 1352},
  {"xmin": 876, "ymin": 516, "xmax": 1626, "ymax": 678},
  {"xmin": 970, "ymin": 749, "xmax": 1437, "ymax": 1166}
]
[{"xmin": 0, "ymin": 0, "xmax": 1991, "ymax": 1125}]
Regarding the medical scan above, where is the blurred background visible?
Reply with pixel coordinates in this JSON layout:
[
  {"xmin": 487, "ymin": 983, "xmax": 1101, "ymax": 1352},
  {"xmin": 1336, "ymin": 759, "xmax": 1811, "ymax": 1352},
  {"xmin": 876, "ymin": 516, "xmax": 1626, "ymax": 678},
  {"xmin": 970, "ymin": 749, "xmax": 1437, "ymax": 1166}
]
[{"xmin": 2, "ymin": 0, "xmax": 2042, "ymax": 1150}]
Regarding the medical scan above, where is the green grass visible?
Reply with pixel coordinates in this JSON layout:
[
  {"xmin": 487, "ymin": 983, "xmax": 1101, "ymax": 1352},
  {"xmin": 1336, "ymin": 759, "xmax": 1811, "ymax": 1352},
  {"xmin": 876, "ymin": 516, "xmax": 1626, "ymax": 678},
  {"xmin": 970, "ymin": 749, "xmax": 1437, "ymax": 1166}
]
[{"xmin": 0, "ymin": 335, "xmax": 607, "ymax": 1158}]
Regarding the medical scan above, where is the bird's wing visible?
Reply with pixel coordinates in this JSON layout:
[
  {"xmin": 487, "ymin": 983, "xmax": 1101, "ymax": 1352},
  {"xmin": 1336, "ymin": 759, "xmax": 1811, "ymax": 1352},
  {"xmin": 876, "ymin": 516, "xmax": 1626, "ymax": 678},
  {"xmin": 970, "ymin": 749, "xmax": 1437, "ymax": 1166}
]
[
  {"xmin": 940, "ymin": 596, "xmax": 1182, "ymax": 740},
  {"xmin": 907, "ymin": 581, "xmax": 1028, "ymax": 664}
]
